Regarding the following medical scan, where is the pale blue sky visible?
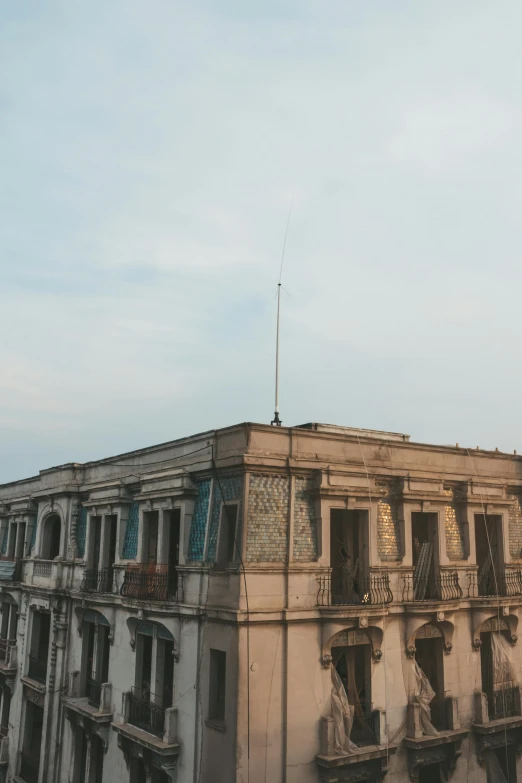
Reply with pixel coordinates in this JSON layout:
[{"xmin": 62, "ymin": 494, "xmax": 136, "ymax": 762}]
[{"xmin": 2, "ymin": 1, "xmax": 522, "ymax": 481}]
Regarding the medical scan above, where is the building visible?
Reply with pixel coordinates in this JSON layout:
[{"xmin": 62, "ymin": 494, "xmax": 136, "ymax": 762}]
[{"xmin": 0, "ymin": 421, "xmax": 521, "ymax": 783}]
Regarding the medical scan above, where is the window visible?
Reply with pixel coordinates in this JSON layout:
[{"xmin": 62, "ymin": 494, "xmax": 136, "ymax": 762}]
[
  {"xmin": 81, "ymin": 611, "xmax": 110, "ymax": 708},
  {"xmin": 208, "ymin": 649, "xmax": 226, "ymax": 723},
  {"xmin": 20, "ymin": 701, "xmax": 44, "ymax": 783},
  {"xmin": 41, "ymin": 514, "xmax": 61, "ymax": 560},
  {"xmin": 217, "ymin": 504, "xmax": 239, "ymax": 566},
  {"xmin": 28, "ymin": 611, "xmax": 50, "ymax": 684}
]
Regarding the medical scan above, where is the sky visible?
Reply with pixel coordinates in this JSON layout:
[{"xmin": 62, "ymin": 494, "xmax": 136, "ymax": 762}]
[{"xmin": 2, "ymin": 1, "xmax": 522, "ymax": 482}]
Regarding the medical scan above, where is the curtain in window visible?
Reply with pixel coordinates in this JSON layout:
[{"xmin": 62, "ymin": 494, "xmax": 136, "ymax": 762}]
[
  {"xmin": 330, "ymin": 664, "xmax": 357, "ymax": 754},
  {"xmin": 411, "ymin": 660, "xmax": 439, "ymax": 736}
]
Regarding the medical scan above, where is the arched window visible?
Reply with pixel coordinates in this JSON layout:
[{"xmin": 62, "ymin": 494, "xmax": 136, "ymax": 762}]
[{"xmin": 41, "ymin": 514, "xmax": 61, "ymax": 560}]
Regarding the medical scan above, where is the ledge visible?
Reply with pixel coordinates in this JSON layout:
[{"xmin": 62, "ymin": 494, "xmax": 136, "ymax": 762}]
[
  {"xmin": 21, "ymin": 676, "xmax": 46, "ymax": 694},
  {"xmin": 472, "ymin": 716, "xmax": 522, "ymax": 734},
  {"xmin": 112, "ymin": 722, "xmax": 180, "ymax": 756},
  {"xmin": 205, "ymin": 719, "xmax": 226, "ymax": 733},
  {"xmin": 403, "ymin": 728, "xmax": 469, "ymax": 750},
  {"xmin": 62, "ymin": 696, "xmax": 113, "ymax": 723},
  {"xmin": 316, "ymin": 744, "xmax": 397, "ymax": 769}
]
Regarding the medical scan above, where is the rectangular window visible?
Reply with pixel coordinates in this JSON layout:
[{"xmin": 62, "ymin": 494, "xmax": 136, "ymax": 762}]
[
  {"xmin": 217, "ymin": 504, "xmax": 239, "ymax": 566},
  {"xmin": 208, "ymin": 649, "xmax": 226, "ymax": 722}
]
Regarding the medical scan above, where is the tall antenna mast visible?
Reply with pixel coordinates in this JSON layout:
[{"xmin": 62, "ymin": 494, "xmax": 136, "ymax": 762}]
[{"xmin": 271, "ymin": 202, "xmax": 292, "ymax": 427}]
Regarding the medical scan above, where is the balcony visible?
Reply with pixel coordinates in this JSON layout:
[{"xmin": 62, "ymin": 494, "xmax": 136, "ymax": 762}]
[
  {"xmin": 80, "ymin": 568, "xmax": 115, "ymax": 595},
  {"xmin": 317, "ymin": 572, "xmax": 392, "ymax": 607},
  {"xmin": 120, "ymin": 565, "xmax": 183, "ymax": 602},
  {"xmin": 63, "ymin": 672, "xmax": 113, "ymax": 725},
  {"xmin": 469, "ymin": 568, "xmax": 522, "ymax": 598},
  {"xmin": 0, "ymin": 557, "xmax": 21, "ymax": 583},
  {"xmin": 402, "ymin": 572, "xmax": 462, "ymax": 603},
  {"xmin": 31, "ymin": 559, "xmax": 63, "ymax": 589},
  {"xmin": 127, "ymin": 687, "xmax": 171, "ymax": 738},
  {"xmin": 28, "ymin": 656, "xmax": 47, "ymax": 685},
  {"xmin": 0, "ymin": 639, "xmax": 16, "ymax": 674}
]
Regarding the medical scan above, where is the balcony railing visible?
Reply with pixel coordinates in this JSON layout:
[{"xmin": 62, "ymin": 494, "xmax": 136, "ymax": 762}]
[
  {"xmin": 0, "ymin": 724, "xmax": 8, "ymax": 740},
  {"xmin": 468, "ymin": 568, "xmax": 522, "ymax": 598},
  {"xmin": 28, "ymin": 656, "xmax": 47, "ymax": 684},
  {"xmin": 20, "ymin": 752, "xmax": 40, "ymax": 783},
  {"xmin": 80, "ymin": 568, "xmax": 115, "ymax": 594},
  {"xmin": 86, "ymin": 678, "xmax": 102, "ymax": 709},
  {"xmin": 127, "ymin": 687, "xmax": 170, "ymax": 737},
  {"xmin": 317, "ymin": 571, "xmax": 393, "ymax": 607},
  {"xmin": 0, "ymin": 638, "xmax": 15, "ymax": 663},
  {"xmin": 120, "ymin": 566, "xmax": 183, "ymax": 602},
  {"xmin": 488, "ymin": 685, "xmax": 520, "ymax": 721},
  {"xmin": 402, "ymin": 571, "xmax": 462, "ymax": 602}
]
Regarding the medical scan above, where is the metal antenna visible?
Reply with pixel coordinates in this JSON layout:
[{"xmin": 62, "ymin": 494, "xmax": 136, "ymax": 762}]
[{"xmin": 271, "ymin": 201, "xmax": 293, "ymax": 426}]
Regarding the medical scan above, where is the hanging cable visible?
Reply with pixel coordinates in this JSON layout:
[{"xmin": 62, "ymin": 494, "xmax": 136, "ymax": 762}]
[{"xmin": 466, "ymin": 448, "xmax": 510, "ymax": 780}]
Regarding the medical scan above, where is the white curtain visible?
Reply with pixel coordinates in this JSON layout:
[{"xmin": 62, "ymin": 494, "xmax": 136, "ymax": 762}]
[
  {"xmin": 330, "ymin": 665, "xmax": 358, "ymax": 754},
  {"xmin": 485, "ymin": 750, "xmax": 508, "ymax": 783},
  {"xmin": 411, "ymin": 660, "xmax": 439, "ymax": 736},
  {"xmin": 491, "ymin": 632, "xmax": 515, "ymax": 688}
]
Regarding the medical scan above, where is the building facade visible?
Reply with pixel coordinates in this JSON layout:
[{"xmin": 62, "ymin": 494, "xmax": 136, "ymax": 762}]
[{"xmin": 0, "ymin": 422, "xmax": 521, "ymax": 782}]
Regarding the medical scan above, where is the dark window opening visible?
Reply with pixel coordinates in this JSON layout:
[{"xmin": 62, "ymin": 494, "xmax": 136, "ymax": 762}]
[
  {"xmin": 20, "ymin": 701, "xmax": 44, "ymax": 783},
  {"xmin": 330, "ymin": 510, "xmax": 366, "ymax": 604},
  {"xmin": 333, "ymin": 644, "xmax": 374, "ymax": 747},
  {"xmin": 480, "ymin": 630, "xmax": 518, "ymax": 720},
  {"xmin": 415, "ymin": 635, "xmax": 445, "ymax": 729},
  {"xmin": 475, "ymin": 515, "xmax": 503, "ymax": 596},
  {"xmin": 209, "ymin": 648, "xmax": 226, "ymax": 722},
  {"xmin": 494, "ymin": 744, "xmax": 517, "ymax": 782},
  {"xmin": 145, "ymin": 511, "xmax": 159, "ymax": 565},
  {"xmin": 42, "ymin": 514, "xmax": 61, "ymax": 560},
  {"xmin": 411, "ymin": 513, "xmax": 439, "ymax": 600},
  {"xmin": 419, "ymin": 763, "xmax": 443, "ymax": 783},
  {"xmin": 217, "ymin": 504, "xmax": 239, "ymax": 567},
  {"xmin": 28, "ymin": 611, "xmax": 50, "ymax": 684}
]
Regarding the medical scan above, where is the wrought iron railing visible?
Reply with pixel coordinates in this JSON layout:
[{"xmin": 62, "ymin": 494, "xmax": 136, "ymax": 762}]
[
  {"xmin": 80, "ymin": 568, "xmax": 115, "ymax": 594},
  {"xmin": 0, "ymin": 638, "xmax": 15, "ymax": 662},
  {"xmin": 86, "ymin": 678, "xmax": 102, "ymax": 708},
  {"xmin": 402, "ymin": 572, "xmax": 462, "ymax": 602},
  {"xmin": 0, "ymin": 724, "xmax": 8, "ymax": 739},
  {"xmin": 128, "ymin": 687, "xmax": 170, "ymax": 737},
  {"xmin": 20, "ymin": 752, "xmax": 40, "ymax": 783},
  {"xmin": 468, "ymin": 568, "xmax": 522, "ymax": 598},
  {"xmin": 120, "ymin": 566, "xmax": 183, "ymax": 602},
  {"xmin": 488, "ymin": 686, "xmax": 520, "ymax": 720},
  {"xmin": 28, "ymin": 656, "xmax": 47, "ymax": 684},
  {"xmin": 317, "ymin": 572, "xmax": 393, "ymax": 606}
]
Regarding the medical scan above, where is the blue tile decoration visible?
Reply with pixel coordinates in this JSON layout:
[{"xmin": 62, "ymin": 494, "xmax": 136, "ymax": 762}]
[
  {"xmin": 293, "ymin": 476, "xmax": 318, "ymax": 561},
  {"xmin": 206, "ymin": 476, "xmax": 243, "ymax": 562},
  {"xmin": 122, "ymin": 502, "xmax": 139, "ymax": 559},
  {"xmin": 247, "ymin": 473, "xmax": 289, "ymax": 562},
  {"xmin": 77, "ymin": 506, "xmax": 87, "ymax": 558},
  {"xmin": 187, "ymin": 479, "xmax": 211, "ymax": 561}
]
